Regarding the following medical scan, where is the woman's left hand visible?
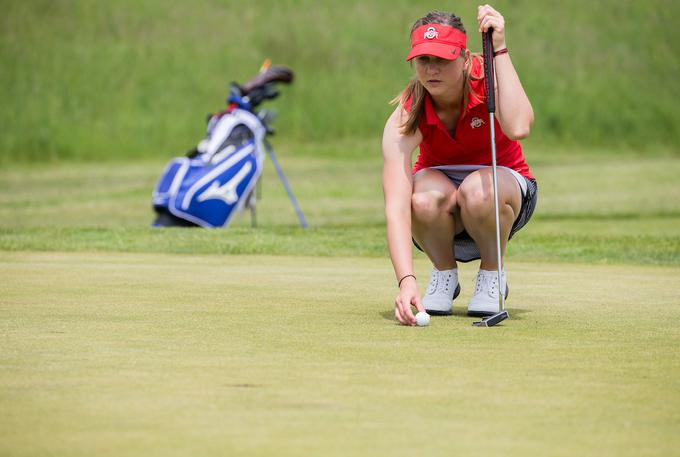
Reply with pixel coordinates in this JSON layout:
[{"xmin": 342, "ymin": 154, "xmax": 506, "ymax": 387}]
[{"xmin": 477, "ymin": 4, "xmax": 506, "ymax": 50}]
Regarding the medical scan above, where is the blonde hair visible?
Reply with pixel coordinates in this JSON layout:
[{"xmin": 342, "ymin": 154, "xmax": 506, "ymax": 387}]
[{"xmin": 392, "ymin": 12, "xmax": 484, "ymax": 136}]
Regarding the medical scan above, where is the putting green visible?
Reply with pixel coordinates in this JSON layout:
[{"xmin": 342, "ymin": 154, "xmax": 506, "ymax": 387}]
[{"xmin": 1, "ymin": 251, "xmax": 678, "ymax": 456}]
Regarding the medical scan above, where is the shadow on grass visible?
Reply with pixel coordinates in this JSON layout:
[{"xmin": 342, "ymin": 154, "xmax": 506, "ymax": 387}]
[{"xmin": 379, "ymin": 306, "xmax": 532, "ymax": 322}]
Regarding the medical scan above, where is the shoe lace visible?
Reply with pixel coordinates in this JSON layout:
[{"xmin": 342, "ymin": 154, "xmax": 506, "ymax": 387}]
[
  {"xmin": 428, "ymin": 270, "xmax": 453, "ymax": 295},
  {"xmin": 474, "ymin": 272, "xmax": 499, "ymax": 298}
]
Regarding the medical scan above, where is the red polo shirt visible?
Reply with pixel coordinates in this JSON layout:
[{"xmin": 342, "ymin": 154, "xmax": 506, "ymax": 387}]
[{"xmin": 405, "ymin": 58, "xmax": 534, "ymax": 179}]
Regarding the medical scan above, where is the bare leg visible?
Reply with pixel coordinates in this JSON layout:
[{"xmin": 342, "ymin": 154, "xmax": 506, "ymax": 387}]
[
  {"xmin": 411, "ymin": 169, "xmax": 463, "ymax": 270},
  {"xmin": 457, "ymin": 168, "xmax": 522, "ymax": 271}
]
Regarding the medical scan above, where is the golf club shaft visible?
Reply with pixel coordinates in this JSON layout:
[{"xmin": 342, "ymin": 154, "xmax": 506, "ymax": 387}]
[
  {"xmin": 489, "ymin": 113, "xmax": 504, "ymax": 311},
  {"xmin": 483, "ymin": 29, "xmax": 505, "ymax": 311}
]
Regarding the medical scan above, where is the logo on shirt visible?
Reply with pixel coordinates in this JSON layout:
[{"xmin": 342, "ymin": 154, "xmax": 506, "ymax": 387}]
[
  {"xmin": 424, "ymin": 27, "xmax": 438, "ymax": 40},
  {"xmin": 470, "ymin": 117, "xmax": 485, "ymax": 128}
]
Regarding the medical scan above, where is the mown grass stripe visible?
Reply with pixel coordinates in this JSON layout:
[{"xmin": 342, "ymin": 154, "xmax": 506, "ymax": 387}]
[{"xmin": 1, "ymin": 227, "xmax": 679, "ymax": 266}]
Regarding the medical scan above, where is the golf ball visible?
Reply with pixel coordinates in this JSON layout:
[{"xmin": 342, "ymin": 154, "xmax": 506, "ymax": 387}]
[{"xmin": 415, "ymin": 311, "xmax": 430, "ymax": 327}]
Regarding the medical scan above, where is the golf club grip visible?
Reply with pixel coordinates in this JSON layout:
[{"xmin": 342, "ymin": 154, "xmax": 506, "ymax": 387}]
[{"xmin": 482, "ymin": 29, "xmax": 495, "ymax": 114}]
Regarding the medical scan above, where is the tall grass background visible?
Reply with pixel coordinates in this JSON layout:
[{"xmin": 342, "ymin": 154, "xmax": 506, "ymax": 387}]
[{"xmin": 1, "ymin": 0, "xmax": 679, "ymax": 164}]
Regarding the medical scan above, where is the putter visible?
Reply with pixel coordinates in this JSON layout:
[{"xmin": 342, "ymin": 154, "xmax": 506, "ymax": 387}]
[{"xmin": 473, "ymin": 28, "xmax": 508, "ymax": 328}]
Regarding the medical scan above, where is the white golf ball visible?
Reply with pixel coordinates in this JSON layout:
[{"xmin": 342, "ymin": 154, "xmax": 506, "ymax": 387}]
[{"xmin": 415, "ymin": 311, "xmax": 430, "ymax": 327}]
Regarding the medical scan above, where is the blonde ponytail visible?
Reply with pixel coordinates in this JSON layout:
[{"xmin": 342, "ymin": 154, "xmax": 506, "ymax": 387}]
[{"xmin": 390, "ymin": 79, "xmax": 426, "ymax": 136}]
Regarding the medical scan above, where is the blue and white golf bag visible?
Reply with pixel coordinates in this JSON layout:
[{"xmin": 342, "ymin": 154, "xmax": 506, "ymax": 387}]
[
  {"xmin": 152, "ymin": 108, "xmax": 266, "ymax": 228},
  {"xmin": 152, "ymin": 64, "xmax": 307, "ymax": 229}
]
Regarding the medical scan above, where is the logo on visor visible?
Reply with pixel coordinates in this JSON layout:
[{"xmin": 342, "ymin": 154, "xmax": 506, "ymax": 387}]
[{"xmin": 424, "ymin": 27, "xmax": 438, "ymax": 40}]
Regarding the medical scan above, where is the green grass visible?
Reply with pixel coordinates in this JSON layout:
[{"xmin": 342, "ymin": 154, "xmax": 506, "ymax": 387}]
[
  {"xmin": 1, "ymin": 152, "xmax": 679, "ymax": 455},
  {"xmin": 1, "ymin": 251, "xmax": 679, "ymax": 456},
  {"xmin": 3, "ymin": 1, "xmax": 680, "ymax": 452},
  {"xmin": 2, "ymin": 0, "xmax": 680, "ymax": 163},
  {"xmin": 1, "ymin": 151, "xmax": 679, "ymax": 265}
]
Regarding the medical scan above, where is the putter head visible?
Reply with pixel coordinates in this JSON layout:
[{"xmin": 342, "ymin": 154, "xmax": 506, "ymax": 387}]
[{"xmin": 472, "ymin": 310, "xmax": 509, "ymax": 327}]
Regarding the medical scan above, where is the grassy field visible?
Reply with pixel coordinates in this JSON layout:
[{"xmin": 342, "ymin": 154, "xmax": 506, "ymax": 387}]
[
  {"xmin": 2, "ymin": 0, "xmax": 680, "ymax": 162},
  {"xmin": 1, "ymin": 252, "xmax": 679, "ymax": 457},
  {"xmin": 2, "ymin": 1, "xmax": 680, "ymax": 454},
  {"xmin": 1, "ymin": 150, "xmax": 680, "ymax": 455},
  {"xmin": 1, "ymin": 149, "xmax": 679, "ymax": 265}
]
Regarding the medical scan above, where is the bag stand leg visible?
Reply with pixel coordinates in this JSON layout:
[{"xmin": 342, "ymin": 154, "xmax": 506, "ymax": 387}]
[
  {"xmin": 264, "ymin": 140, "xmax": 309, "ymax": 228},
  {"xmin": 246, "ymin": 188, "xmax": 257, "ymax": 228},
  {"xmin": 245, "ymin": 173, "xmax": 264, "ymax": 228},
  {"xmin": 248, "ymin": 178, "xmax": 262, "ymax": 228}
]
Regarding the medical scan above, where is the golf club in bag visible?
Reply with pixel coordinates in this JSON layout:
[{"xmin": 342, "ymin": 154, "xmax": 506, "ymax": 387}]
[
  {"xmin": 152, "ymin": 60, "xmax": 308, "ymax": 229},
  {"xmin": 472, "ymin": 29, "xmax": 509, "ymax": 327}
]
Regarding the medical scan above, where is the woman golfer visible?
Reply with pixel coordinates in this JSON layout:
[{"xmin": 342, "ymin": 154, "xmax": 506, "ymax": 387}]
[{"xmin": 382, "ymin": 5, "xmax": 537, "ymax": 326}]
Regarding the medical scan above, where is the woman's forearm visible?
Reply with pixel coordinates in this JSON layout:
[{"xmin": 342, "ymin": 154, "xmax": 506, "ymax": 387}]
[
  {"xmin": 495, "ymin": 52, "xmax": 534, "ymax": 140},
  {"xmin": 385, "ymin": 204, "xmax": 415, "ymax": 281}
]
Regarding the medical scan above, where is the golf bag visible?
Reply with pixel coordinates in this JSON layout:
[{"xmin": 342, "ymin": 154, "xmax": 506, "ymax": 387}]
[{"xmin": 152, "ymin": 64, "xmax": 307, "ymax": 228}]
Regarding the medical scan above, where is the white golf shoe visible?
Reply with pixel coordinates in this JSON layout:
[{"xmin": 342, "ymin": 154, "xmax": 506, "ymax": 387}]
[
  {"xmin": 467, "ymin": 269, "xmax": 509, "ymax": 317},
  {"xmin": 423, "ymin": 268, "xmax": 461, "ymax": 316}
]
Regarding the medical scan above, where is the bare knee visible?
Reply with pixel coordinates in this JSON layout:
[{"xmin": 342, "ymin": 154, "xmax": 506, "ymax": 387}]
[
  {"xmin": 459, "ymin": 178, "xmax": 517, "ymax": 223},
  {"xmin": 458, "ymin": 182, "xmax": 492, "ymax": 215},
  {"xmin": 411, "ymin": 191, "xmax": 453, "ymax": 221}
]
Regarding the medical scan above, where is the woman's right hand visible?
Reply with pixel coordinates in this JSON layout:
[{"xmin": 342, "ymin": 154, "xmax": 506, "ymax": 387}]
[{"xmin": 394, "ymin": 276, "xmax": 424, "ymax": 326}]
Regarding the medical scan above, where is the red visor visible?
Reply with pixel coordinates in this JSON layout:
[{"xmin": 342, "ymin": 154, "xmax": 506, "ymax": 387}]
[{"xmin": 406, "ymin": 24, "xmax": 467, "ymax": 61}]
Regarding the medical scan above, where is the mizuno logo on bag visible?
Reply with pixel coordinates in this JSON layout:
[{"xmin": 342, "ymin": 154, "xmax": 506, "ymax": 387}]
[{"xmin": 197, "ymin": 162, "xmax": 253, "ymax": 205}]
